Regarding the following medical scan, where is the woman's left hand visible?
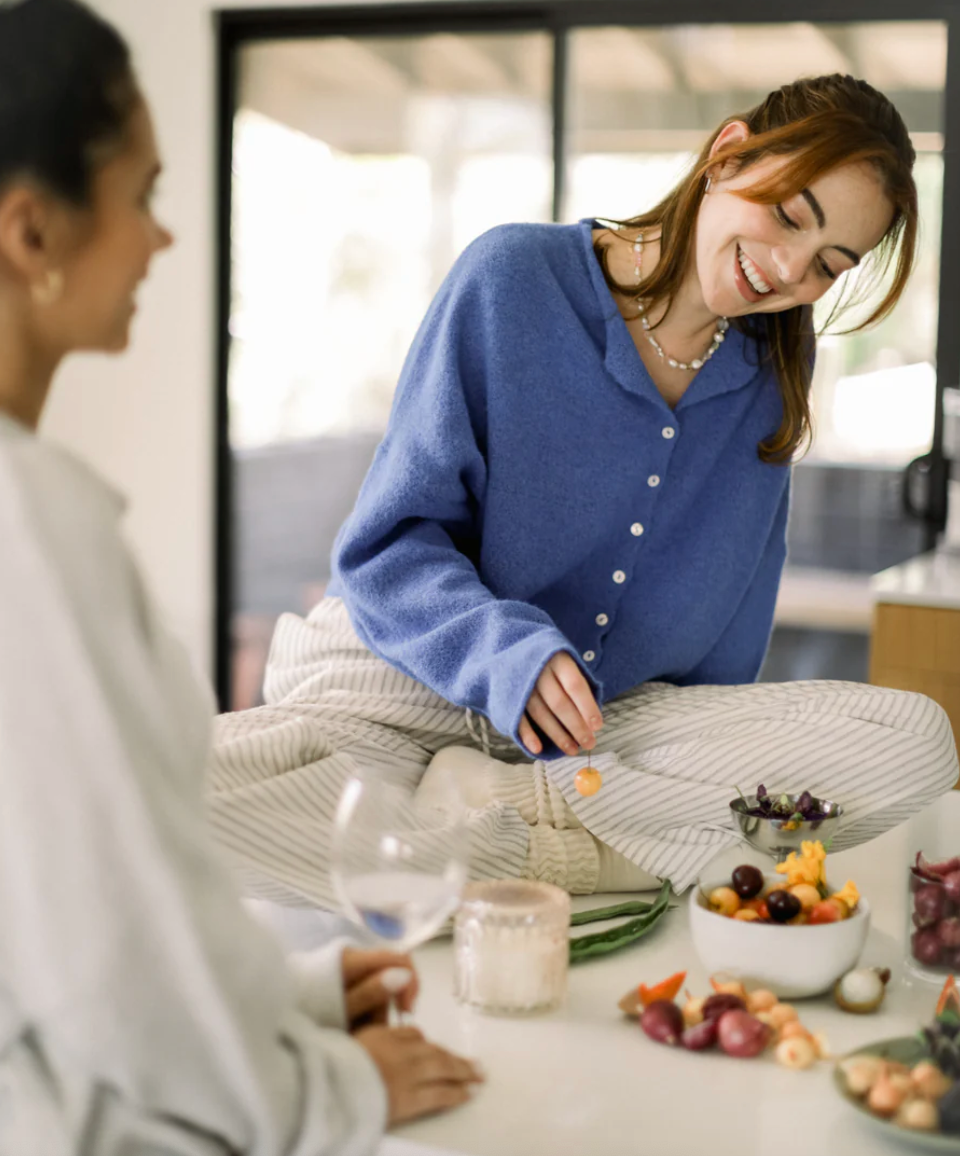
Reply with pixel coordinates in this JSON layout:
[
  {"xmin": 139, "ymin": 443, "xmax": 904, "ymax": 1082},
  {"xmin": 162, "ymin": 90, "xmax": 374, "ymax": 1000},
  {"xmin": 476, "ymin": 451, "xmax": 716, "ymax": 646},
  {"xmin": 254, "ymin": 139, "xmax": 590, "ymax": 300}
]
[{"xmin": 342, "ymin": 947, "xmax": 419, "ymax": 1029}]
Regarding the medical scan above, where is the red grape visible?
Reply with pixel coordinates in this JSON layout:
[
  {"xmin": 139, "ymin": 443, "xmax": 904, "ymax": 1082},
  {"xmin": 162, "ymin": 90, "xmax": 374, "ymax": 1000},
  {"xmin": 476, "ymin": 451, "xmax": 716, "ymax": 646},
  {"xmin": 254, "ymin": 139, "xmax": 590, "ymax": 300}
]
[{"xmin": 944, "ymin": 870, "xmax": 960, "ymax": 905}]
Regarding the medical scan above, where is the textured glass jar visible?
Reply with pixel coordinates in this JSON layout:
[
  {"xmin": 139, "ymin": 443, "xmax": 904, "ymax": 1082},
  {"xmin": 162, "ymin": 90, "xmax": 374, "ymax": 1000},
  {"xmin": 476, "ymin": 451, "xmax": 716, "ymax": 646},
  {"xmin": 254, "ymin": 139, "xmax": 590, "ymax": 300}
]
[
  {"xmin": 453, "ymin": 880, "xmax": 570, "ymax": 1015},
  {"xmin": 906, "ymin": 854, "xmax": 960, "ymax": 983}
]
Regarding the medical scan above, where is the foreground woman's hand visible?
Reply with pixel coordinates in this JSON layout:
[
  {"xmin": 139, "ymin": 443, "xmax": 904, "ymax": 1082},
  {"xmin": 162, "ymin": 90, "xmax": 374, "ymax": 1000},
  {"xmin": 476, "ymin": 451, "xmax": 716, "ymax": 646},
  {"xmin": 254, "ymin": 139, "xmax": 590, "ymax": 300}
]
[
  {"xmin": 519, "ymin": 652, "xmax": 603, "ymax": 757},
  {"xmin": 342, "ymin": 947, "xmax": 419, "ymax": 1029},
  {"xmin": 356, "ymin": 1025, "xmax": 485, "ymax": 1124}
]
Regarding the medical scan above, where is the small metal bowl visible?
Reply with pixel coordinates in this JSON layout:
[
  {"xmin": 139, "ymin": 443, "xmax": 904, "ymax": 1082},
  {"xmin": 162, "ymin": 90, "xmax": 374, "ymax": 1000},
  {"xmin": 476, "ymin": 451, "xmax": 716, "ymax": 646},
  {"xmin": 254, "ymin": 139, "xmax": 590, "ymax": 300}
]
[{"xmin": 729, "ymin": 794, "xmax": 844, "ymax": 863}]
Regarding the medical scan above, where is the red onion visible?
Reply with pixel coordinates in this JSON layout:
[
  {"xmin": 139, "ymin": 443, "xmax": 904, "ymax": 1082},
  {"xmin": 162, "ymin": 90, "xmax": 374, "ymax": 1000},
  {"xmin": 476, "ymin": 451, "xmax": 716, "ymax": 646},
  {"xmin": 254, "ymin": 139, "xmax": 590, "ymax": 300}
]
[
  {"xmin": 937, "ymin": 917, "xmax": 960, "ymax": 949},
  {"xmin": 916, "ymin": 852, "xmax": 960, "ymax": 880},
  {"xmin": 701, "ymin": 993, "xmax": 746, "ymax": 1021},
  {"xmin": 640, "ymin": 1000, "xmax": 684, "ymax": 1046},
  {"xmin": 716, "ymin": 1010, "xmax": 770, "ymax": 1058},
  {"xmin": 914, "ymin": 883, "xmax": 946, "ymax": 924},
  {"xmin": 682, "ymin": 1017, "xmax": 720, "ymax": 1051},
  {"xmin": 912, "ymin": 928, "xmax": 943, "ymax": 966}
]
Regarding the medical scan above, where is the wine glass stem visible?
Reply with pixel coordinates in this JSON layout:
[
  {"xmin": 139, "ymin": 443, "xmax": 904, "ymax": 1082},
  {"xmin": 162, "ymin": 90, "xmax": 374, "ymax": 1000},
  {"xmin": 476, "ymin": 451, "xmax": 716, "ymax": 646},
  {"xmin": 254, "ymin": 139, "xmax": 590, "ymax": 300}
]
[{"xmin": 390, "ymin": 991, "xmax": 411, "ymax": 1027}]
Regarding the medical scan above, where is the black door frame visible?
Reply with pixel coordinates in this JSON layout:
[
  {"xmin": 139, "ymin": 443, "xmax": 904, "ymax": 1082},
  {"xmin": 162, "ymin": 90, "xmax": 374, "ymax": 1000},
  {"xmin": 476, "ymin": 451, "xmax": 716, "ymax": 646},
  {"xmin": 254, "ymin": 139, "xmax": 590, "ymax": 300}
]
[{"xmin": 215, "ymin": 0, "xmax": 960, "ymax": 708}]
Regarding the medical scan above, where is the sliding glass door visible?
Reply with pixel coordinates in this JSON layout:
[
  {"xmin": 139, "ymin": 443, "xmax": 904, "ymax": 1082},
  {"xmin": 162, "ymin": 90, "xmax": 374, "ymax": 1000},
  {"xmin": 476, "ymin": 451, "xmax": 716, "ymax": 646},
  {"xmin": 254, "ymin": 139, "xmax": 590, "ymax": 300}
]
[{"xmin": 224, "ymin": 27, "xmax": 553, "ymax": 708}]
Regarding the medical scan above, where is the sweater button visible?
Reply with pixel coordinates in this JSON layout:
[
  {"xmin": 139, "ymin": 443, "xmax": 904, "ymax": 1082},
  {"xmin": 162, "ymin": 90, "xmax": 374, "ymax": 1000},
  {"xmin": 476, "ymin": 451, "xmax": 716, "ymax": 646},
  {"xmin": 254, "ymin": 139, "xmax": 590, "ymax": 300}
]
[
  {"xmin": 647, "ymin": 475, "xmax": 660, "ymax": 487},
  {"xmin": 613, "ymin": 570, "xmax": 626, "ymax": 584},
  {"xmin": 596, "ymin": 613, "xmax": 609, "ymax": 626},
  {"xmin": 631, "ymin": 523, "xmax": 644, "ymax": 536},
  {"xmin": 583, "ymin": 651, "xmax": 596, "ymax": 662},
  {"xmin": 662, "ymin": 427, "xmax": 676, "ymax": 439}
]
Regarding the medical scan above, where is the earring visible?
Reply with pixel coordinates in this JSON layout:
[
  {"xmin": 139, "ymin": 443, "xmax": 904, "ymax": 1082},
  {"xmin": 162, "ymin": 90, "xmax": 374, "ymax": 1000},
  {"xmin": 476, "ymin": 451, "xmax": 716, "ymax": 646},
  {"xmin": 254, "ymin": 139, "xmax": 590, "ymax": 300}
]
[
  {"xmin": 31, "ymin": 270, "xmax": 64, "ymax": 307},
  {"xmin": 704, "ymin": 176, "xmax": 712, "ymax": 193}
]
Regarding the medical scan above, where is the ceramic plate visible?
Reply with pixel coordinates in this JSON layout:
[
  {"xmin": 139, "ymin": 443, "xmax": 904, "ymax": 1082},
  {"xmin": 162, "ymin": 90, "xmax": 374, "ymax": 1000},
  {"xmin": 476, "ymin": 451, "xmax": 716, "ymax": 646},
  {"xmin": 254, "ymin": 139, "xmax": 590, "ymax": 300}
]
[{"xmin": 834, "ymin": 1037, "xmax": 960, "ymax": 1151}]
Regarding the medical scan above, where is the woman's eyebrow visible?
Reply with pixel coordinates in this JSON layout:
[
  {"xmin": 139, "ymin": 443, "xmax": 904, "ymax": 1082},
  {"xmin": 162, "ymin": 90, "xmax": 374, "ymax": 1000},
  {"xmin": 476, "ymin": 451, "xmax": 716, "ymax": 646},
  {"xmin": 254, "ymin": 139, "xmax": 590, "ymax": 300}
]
[{"xmin": 801, "ymin": 188, "xmax": 861, "ymax": 265}]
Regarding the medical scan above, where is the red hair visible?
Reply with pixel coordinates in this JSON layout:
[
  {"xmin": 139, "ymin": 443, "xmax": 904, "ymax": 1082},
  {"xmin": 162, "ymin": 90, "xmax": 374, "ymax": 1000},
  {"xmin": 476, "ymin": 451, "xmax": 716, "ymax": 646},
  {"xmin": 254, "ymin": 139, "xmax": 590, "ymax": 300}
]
[{"xmin": 596, "ymin": 75, "xmax": 918, "ymax": 462}]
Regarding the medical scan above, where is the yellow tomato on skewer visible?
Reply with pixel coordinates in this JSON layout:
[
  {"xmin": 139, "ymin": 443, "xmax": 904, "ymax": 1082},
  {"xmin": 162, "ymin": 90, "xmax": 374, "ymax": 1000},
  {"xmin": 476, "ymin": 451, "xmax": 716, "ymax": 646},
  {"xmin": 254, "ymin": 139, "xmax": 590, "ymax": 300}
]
[{"xmin": 575, "ymin": 766, "xmax": 603, "ymax": 796}]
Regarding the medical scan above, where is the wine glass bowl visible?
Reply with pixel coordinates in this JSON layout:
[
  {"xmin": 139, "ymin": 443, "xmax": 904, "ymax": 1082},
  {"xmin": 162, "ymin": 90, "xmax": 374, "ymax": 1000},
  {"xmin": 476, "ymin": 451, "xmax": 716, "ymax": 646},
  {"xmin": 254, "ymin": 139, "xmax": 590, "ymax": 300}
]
[{"xmin": 332, "ymin": 773, "xmax": 469, "ymax": 958}]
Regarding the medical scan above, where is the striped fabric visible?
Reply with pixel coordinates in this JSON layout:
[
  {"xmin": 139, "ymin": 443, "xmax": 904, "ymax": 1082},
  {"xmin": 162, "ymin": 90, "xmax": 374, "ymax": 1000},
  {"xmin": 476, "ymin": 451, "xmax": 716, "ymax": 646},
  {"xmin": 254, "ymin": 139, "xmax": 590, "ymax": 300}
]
[{"xmin": 210, "ymin": 598, "xmax": 959, "ymax": 903}]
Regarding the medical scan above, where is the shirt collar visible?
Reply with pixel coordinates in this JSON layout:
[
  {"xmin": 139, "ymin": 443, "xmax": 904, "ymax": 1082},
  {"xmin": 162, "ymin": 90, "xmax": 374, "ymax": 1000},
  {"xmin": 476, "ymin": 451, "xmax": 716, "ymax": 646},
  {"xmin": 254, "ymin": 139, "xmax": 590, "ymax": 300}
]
[
  {"xmin": 0, "ymin": 409, "xmax": 128, "ymax": 518},
  {"xmin": 577, "ymin": 218, "xmax": 766, "ymax": 409}
]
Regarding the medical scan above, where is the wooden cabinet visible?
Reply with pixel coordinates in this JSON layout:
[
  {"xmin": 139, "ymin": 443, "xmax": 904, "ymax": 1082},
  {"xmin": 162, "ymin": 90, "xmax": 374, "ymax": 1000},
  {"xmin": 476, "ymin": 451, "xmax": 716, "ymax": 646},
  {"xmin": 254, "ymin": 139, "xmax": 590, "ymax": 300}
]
[{"xmin": 869, "ymin": 602, "xmax": 960, "ymax": 787}]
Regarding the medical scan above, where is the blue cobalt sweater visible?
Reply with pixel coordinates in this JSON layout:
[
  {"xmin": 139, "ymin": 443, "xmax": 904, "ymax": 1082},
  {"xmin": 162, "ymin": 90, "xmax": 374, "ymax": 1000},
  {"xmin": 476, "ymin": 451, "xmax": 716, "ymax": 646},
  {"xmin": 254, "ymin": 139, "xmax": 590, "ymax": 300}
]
[{"xmin": 328, "ymin": 219, "xmax": 793, "ymax": 757}]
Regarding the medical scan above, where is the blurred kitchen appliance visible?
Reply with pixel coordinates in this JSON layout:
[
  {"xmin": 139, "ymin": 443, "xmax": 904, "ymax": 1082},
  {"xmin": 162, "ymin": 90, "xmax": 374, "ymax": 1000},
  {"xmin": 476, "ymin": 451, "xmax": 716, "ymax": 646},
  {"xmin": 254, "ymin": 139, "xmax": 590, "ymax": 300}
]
[{"xmin": 943, "ymin": 388, "xmax": 960, "ymax": 553}]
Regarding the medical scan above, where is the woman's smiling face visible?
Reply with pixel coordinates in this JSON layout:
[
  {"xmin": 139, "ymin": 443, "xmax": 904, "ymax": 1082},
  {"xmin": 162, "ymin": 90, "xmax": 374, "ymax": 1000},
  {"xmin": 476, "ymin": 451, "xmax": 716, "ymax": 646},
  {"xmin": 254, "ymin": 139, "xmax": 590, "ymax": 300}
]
[{"xmin": 694, "ymin": 122, "xmax": 895, "ymax": 320}]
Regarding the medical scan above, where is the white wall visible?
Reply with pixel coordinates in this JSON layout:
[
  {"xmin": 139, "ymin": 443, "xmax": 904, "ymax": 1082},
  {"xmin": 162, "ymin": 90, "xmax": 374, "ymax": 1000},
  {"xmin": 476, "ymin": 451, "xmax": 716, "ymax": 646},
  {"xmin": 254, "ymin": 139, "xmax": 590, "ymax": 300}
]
[{"xmin": 47, "ymin": 0, "xmax": 414, "ymax": 673}]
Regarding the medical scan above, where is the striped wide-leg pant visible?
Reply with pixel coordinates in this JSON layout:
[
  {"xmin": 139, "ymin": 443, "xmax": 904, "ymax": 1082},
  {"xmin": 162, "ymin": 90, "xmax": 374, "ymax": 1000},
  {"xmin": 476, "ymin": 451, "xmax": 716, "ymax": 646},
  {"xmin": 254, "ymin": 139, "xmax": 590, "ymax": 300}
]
[{"xmin": 208, "ymin": 598, "xmax": 959, "ymax": 905}]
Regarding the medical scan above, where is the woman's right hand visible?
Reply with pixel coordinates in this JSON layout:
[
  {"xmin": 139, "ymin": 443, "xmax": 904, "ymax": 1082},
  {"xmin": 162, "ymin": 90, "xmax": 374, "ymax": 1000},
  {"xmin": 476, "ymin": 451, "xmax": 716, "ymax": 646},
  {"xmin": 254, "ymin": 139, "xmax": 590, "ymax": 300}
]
[
  {"xmin": 356, "ymin": 1025, "xmax": 484, "ymax": 1124},
  {"xmin": 519, "ymin": 652, "xmax": 603, "ymax": 757}
]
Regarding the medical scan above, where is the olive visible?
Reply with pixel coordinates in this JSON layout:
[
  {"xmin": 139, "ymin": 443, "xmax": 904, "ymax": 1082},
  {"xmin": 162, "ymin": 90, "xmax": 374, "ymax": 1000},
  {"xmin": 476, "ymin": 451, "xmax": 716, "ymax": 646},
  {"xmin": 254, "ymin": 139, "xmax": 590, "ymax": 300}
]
[
  {"xmin": 731, "ymin": 864, "xmax": 764, "ymax": 900},
  {"xmin": 766, "ymin": 889, "xmax": 801, "ymax": 923}
]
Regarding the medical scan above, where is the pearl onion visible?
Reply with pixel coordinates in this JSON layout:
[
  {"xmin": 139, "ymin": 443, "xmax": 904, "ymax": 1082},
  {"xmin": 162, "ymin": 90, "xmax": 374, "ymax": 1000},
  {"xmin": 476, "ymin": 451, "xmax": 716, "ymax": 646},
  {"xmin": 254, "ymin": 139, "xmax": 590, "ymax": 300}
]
[{"xmin": 775, "ymin": 1036, "xmax": 817, "ymax": 1070}]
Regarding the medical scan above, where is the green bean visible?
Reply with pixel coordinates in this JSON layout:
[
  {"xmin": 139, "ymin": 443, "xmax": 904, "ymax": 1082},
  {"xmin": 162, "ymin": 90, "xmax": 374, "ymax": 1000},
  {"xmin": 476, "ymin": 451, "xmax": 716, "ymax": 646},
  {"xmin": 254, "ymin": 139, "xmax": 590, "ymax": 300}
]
[
  {"xmin": 570, "ymin": 898, "xmax": 659, "ymax": 926},
  {"xmin": 569, "ymin": 879, "xmax": 672, "ymax": 963}
]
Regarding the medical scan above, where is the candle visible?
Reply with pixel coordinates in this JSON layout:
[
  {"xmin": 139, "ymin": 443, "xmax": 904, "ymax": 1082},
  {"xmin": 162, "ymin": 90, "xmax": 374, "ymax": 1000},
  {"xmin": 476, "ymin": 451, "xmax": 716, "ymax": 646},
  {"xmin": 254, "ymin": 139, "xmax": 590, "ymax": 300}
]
[{"xmin": 453, "ymin": 880, "xmax": 570, "ymax": 1014}]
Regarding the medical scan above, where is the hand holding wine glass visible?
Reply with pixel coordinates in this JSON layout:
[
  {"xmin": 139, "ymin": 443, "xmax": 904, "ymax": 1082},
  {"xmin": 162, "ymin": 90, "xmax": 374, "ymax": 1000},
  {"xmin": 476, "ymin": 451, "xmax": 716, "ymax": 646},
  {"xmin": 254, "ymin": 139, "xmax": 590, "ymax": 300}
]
[
  {"xmin": 332, "ymin": 770, "xmax": 469, "ymax": 1022},
  {"xmin": 332, "ymin": 770, "xmax": 481, "ymax": 1122},
  {"xmin": 341, "ymin": 946, "xmax": 419, "ymax": 1029}
]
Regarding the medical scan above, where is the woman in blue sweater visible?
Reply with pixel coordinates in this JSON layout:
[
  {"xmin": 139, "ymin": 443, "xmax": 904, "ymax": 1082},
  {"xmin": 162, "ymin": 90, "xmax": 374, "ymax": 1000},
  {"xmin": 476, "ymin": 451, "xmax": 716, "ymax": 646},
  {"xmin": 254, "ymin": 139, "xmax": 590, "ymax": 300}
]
[{"xmin": 212, "ymin": 75, "xmax": 958, "ymax": 903}]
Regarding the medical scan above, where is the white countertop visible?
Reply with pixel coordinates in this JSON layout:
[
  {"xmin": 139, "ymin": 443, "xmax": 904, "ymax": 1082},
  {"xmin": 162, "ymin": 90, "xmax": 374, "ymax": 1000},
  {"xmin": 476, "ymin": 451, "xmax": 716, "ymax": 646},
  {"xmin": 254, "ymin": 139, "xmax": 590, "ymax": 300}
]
[
  {"xmin": 872, "ymin": 549, "xmax": 960, "ymax": 611},
  {"xmin": 775, "ymin": 566, "xmax": 873, "ymax": 631},
  {"xmin": 386, "ymin": 792, "xmax": 960, "ymax": 1156}
]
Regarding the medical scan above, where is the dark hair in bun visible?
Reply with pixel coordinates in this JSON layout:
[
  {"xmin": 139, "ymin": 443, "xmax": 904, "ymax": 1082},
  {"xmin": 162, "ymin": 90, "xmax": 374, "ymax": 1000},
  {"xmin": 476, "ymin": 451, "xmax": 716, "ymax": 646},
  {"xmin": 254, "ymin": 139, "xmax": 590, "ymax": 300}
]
[{"xmin": 0, "ymin": 0, "xmax": 138, "ymax": 205}]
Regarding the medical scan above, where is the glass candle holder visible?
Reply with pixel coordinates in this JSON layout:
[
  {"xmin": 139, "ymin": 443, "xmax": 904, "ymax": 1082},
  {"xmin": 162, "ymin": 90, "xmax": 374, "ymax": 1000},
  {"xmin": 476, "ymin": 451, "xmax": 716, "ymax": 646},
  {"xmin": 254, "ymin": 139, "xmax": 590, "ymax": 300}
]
[
  {"xmin": 453, "ymin": 880, "xmax": 570, "ymax": 1015},
  {"xmin": 905, "ymin": 852, "xmax": 960, "ymax": 983}
]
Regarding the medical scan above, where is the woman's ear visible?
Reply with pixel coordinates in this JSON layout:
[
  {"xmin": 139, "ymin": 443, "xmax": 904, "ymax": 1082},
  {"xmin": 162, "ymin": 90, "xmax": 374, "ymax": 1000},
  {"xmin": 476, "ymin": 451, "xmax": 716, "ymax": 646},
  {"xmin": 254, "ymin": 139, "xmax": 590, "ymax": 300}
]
[
  {"xmin": 706, "ymin": 119, "xmax": 751, "ymax": 185},
  {"xmin": 0, "ymin": 185, "xmax": 63, "ymax": 289}
]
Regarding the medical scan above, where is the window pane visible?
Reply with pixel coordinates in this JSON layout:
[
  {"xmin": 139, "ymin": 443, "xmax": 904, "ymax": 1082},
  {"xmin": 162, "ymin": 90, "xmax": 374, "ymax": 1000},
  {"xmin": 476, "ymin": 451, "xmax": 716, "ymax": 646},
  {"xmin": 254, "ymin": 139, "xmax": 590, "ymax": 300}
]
[{"xmin": 229, "ymin": 32, "xmax": 553, "ymax": 709}]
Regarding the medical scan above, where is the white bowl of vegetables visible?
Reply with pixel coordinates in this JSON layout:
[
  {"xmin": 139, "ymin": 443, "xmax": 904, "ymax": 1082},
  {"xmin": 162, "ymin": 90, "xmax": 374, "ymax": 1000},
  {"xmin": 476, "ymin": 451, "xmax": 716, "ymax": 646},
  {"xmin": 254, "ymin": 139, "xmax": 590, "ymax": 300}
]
[{"xmin": 689, "ymin": 862, "xmax": 871, "ymax": 999}]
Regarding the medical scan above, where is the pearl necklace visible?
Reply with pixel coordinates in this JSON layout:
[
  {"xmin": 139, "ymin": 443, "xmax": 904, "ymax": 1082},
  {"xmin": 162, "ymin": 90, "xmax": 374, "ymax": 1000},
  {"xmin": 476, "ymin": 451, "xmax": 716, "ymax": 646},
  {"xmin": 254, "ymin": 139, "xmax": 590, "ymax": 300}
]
[{"xmin": 632, "ymin": 231, "xmax": 728, "ymax": 372}]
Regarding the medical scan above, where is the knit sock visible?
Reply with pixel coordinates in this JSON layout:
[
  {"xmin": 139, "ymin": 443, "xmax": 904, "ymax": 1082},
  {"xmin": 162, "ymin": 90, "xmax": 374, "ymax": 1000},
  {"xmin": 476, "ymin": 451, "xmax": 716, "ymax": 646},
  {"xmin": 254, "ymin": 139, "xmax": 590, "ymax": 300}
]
[
  {"xmin": 418, "ymin": 747, "xmax": 659, "ymax": 893},
  {"xmin": 417, "ymin": 745, "xmax": 582, "ymax": 826},
  {"xmin": 594, "ymin": 839, "xmax": 661, "ymax": 892},
  {"xmin": 415, "ymin": 745, "xmax": 499, "ymax": 812},
  {"xmin": 522, "ymin": 826, "xmax": 599, "ymax": 894}
]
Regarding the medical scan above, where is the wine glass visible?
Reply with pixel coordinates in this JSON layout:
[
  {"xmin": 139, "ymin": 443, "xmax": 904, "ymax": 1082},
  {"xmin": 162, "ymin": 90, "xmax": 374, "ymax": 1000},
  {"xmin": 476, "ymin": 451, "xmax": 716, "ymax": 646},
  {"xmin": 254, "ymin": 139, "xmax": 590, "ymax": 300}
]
[{"xmin": 331, "ymin": 770, "xmax": 469, "ymax": 1021}]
